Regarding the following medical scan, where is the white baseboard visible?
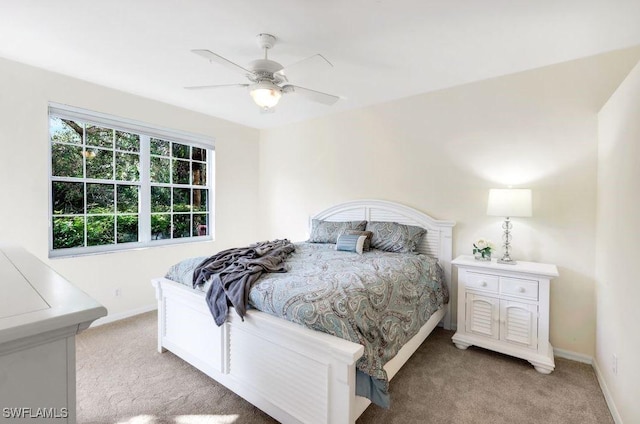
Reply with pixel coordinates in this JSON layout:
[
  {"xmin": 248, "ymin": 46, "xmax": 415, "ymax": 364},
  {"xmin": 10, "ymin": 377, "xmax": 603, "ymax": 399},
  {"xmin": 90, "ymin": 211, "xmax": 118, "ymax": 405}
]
[
  {"xmin": 552, "ymin": 349, "xmax": 623, "ymax": 423},
  {"xmin": 553, "ymin": 347, "xmax": 593, "ymax": 364},
  {"xmin": 593, "ymin": 359, "xmax": 623, "ymax": 424},
  {"xmin": 90, "ymin": 304, "xmax": 157, "ymax": 327}
]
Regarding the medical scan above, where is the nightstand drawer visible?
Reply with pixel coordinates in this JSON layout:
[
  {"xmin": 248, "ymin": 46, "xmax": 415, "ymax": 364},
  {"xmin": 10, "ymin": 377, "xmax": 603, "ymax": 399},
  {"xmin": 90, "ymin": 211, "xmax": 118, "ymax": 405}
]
[
  {"xmin": 466, "ymin": 272, "xmax": 499, "ymax": 293},
  {"xmin": 500, "ymin": 277, "xmax": 539, "ymax": 300}
]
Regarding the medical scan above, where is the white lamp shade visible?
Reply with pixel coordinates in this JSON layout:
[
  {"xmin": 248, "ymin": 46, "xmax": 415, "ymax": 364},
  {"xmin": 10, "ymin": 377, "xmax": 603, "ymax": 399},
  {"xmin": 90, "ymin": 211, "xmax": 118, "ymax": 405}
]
[{"xmin": 487, "ymin": 189, "xmax": 532, "ymax": 217}]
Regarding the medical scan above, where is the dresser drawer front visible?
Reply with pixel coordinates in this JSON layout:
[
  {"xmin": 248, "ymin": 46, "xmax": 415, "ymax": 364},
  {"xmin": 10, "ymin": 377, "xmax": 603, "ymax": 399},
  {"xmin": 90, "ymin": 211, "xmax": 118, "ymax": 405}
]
[
  {"xmin": 500, "ymin": 277, "xmax": 539, "ymax": 300},
  {"xmin": 466, "ymin": 272, "xmax": 499, "ymax": 293}
]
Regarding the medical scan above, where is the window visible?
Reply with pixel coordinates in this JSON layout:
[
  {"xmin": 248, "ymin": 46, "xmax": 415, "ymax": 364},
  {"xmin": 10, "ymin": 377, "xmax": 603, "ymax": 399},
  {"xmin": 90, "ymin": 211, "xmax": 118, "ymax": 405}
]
[{"xmin": 49, "ymin": 104, "xmax": 214, "ymax": 257}]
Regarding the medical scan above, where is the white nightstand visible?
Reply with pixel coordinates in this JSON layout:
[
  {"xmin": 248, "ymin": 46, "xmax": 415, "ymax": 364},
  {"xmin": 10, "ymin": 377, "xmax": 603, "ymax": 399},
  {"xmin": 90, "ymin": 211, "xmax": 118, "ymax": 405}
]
[{"xmin": 451, "ymin": 255, "xmax": 559, "ymax": 374}]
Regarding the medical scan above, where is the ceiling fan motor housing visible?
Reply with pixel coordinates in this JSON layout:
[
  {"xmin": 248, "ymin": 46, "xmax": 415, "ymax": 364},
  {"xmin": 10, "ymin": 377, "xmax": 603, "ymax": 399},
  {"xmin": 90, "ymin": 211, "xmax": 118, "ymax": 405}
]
[
  {"xmin": 249, "ymin": 34, "xmax": 286, "ymax": 84},
  {"xmin": 247, "ymin": 59, "xmax": 283, "ymax": 75}
]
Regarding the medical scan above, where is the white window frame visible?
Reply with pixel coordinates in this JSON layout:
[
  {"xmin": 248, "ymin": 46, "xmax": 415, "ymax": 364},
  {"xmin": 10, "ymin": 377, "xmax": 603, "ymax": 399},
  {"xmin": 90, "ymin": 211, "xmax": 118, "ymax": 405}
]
[{"xmin": 48, "ymin": 103, "xmax": 215, "ymax": 258}]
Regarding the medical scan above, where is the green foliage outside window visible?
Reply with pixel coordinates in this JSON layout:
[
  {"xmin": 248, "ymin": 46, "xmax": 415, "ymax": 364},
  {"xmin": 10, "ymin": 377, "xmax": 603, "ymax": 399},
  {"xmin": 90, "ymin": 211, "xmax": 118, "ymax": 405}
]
[{"xmin": 52, "ymin": 216, "xmax": 84, "ymax": 249}]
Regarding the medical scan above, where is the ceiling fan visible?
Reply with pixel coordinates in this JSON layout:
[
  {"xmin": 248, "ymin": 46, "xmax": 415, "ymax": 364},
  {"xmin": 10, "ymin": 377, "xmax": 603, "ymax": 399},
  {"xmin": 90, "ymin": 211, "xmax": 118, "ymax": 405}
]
[{"xmin": 187, "ymin": 33, "xmax": 340, "ymax": 111}]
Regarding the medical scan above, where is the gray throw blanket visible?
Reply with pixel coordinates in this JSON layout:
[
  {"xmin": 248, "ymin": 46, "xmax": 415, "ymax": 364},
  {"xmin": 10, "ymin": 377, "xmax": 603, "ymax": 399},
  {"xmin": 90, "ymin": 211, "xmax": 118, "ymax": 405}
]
[{"xmin": 192, "ymin": 239, "xmax": 295, "ymax": 326}]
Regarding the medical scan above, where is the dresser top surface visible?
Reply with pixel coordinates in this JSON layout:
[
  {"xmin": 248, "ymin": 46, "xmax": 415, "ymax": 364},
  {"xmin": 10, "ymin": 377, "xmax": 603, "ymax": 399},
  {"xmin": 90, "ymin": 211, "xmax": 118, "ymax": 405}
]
[
  {"xmin": 0, "ymin": 244, "xmax": 107, "ymax": 342},
  {"xmin": 0, "ymin": 252, "xmax": 50, "ymax": 319}
]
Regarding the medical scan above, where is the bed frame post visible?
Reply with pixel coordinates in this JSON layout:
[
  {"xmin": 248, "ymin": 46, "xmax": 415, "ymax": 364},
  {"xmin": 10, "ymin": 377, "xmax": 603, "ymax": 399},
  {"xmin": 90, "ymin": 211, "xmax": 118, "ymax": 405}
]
[
  {"xmin": 328, "ymin": 351, "xmax": 360, "ymax": 424},
  {"xmin": 439, "ymin": 225, "xmax": 454, "ymax": 330},
  {"xmin": 152, "ymin": 279, "xmax": 167, "ymax": 353}
]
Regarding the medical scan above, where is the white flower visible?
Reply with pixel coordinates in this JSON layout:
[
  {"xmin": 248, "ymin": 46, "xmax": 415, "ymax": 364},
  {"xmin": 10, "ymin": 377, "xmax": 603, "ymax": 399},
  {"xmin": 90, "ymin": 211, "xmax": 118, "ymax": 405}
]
[
  {"xmin": 475, "ymin": 239, "xmax": 488, "ymax": 250},
  {"xmin": 473, "ymin": 239, "xmax": 494, "ymax": 254}
]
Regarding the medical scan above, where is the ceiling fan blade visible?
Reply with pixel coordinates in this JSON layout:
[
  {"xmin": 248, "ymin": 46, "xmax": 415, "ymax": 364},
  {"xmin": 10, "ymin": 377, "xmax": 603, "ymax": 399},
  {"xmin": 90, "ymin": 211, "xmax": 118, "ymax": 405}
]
[
  {"xmin": 191, "ymin": 49, "xmax": 251, "ymax": 75},
  {"xmin": 282, "ymin": 85, "xmax": 340, "ymax": 106},
  {"xmin": 277, "ymin": 54, "xmax": 333, "ymax": 77},
  {"xmin": 184, "ymin": 83, "xmax": 249, "ymax": 90}
]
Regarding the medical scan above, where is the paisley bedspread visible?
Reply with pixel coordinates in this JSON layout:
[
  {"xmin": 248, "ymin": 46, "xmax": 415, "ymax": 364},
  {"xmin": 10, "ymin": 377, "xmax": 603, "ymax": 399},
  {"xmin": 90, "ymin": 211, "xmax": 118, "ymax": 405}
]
[
  {"xmin": 165, "ymin": 242, "xmax": 448, "ymax": 405},
  {"xmin": 249, "ymin": 243, "xmax": 447, "ymax": 389}
]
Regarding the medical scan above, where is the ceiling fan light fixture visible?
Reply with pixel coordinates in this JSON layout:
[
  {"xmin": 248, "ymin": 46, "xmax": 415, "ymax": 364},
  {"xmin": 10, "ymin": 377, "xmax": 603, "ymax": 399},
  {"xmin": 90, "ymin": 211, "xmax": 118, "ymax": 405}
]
[{"xmin": 249, "ymin": 82, "xmax": 282, "ymax": 109}]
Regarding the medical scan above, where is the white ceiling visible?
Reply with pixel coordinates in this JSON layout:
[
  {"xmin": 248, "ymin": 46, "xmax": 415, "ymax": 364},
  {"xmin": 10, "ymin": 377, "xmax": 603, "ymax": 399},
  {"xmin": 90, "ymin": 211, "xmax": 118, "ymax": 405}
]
[{"xmin": 2, "ymin": 0, "xmax": 640, "ymax": 129}]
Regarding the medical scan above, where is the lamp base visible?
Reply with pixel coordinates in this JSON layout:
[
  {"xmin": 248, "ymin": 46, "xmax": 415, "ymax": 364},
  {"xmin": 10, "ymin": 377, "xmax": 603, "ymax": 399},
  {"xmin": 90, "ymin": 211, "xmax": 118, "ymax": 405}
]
[
  {"xmin": 498, "ymin": 257, "xmax": 518, "ymax": 265},
  {"xmin": 499, "ymin": 217, "xmax": 517, "ymax": 265}
]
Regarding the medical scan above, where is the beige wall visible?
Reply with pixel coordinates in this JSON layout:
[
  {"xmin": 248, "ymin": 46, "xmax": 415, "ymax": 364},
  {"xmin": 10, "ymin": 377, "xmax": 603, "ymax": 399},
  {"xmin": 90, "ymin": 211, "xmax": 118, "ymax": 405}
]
[
  {"xmin": 1, "ymin": 45, "xmax": 639, "ymax": 363},
  {"xmin": 259, "ymin": 48, "xmax": 640, "ymax": 355},
  {"xmin": 596, "ymin": 60, "xmax": 640, "ymax": 422},
  {"xmin": 0, "ymin": 57, "xmax": 260, "ymax": 319}
]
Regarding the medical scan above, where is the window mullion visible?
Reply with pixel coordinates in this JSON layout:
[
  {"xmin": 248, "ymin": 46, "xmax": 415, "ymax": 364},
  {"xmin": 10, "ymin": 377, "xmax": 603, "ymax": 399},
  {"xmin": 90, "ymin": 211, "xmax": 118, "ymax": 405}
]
[
  {"xmin": 83, "ymin": 123, "xmax": 88, "ymax": 248},
  {"xmin": 139, "ymin": 135, "xmax": 151, "ymax": 243},
  {"xmin": 208, "ymin": 150, "xmax": 215, "ymax": 239},
  {"xmin": 112, "ymin": 131, "xmax": 118, "ymax": 244}
]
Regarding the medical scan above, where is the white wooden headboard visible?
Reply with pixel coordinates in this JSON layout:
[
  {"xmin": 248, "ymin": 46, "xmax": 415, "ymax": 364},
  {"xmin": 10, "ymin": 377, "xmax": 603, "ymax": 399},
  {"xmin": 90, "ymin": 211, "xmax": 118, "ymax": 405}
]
[{"xmin": 311, "ymin": 199, "xmax": 456, "ymax": 330}]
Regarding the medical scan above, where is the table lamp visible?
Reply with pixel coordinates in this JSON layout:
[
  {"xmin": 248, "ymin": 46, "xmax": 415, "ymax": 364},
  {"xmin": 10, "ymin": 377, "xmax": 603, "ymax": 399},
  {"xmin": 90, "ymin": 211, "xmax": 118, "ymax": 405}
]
[{"xmin": 487, "ymin": 188, "xmax": 532, "ymax": 264}]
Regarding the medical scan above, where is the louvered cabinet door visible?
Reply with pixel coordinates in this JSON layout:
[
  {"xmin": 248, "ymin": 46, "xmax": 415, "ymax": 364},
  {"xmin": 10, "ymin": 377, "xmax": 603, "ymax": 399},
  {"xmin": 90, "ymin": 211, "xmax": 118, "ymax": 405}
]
[
  {"xmin": 500, "ymin": 300, "xmax": 538, "ymax": 349},
  {"xmin": 465, "ymin": 293, "xmax": 499, "ymax": 339}
]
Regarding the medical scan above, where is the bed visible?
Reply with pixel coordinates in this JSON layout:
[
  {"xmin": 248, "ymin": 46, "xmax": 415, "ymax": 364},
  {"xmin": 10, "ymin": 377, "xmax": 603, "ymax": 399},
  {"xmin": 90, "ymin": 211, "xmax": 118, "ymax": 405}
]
[{"xmin": 152, "ymin": 199, "xmax": 455, "ymax": 424}]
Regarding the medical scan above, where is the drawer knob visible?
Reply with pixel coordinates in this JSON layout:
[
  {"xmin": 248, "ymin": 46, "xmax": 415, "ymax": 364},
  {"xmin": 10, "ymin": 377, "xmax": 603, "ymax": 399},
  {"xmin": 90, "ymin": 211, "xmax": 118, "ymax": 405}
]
[
  {"xmin": 518, "ymin": 287, "xmax": 525, "ymax": 293},
  {"xmin": 481, "ymin": 281, "xmax": 488, "ymax": 287}
]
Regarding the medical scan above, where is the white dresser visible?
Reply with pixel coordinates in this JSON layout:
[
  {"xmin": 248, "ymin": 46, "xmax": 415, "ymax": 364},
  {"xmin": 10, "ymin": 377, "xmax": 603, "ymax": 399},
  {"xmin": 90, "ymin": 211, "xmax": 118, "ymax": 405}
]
[
  {"xmin": 0, "ymin": 245, "xmax": 107, "ymax": 423},
  {"xmin": 451, "ymin": 255, "xmax": 559, "ymax": 374}
]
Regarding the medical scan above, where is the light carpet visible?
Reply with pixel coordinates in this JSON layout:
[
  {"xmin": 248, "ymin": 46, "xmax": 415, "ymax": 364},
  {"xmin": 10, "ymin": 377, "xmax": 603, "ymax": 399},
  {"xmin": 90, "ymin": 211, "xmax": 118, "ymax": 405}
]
[{"xmin": 76, "ymin": 311, "xmax": 613, "ymax": 424}]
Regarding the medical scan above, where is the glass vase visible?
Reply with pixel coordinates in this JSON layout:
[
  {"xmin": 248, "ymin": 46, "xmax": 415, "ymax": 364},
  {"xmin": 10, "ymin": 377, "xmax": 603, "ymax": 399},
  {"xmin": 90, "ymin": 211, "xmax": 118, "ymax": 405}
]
[{"xmin": 474, "ymin": 250, "xmax": 491, "ymax": 261}]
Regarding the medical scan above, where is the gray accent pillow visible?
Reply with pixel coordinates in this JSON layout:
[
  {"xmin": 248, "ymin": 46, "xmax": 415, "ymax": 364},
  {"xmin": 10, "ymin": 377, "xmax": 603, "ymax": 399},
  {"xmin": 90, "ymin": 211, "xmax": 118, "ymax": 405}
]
[
  {"xmin": 367, "ymin": 221, "xmax": 427, "ymax": 253},
  {"xmin": 335, "ymin": 234, "xmax": 368, "ymax": 254},
  {"xmin": 309, "ymin": 219, "xmax": 367, "ymax": 243},
  {"xmin": 342, "ymin": 230, "xmax": 373, "ymax": 251}
]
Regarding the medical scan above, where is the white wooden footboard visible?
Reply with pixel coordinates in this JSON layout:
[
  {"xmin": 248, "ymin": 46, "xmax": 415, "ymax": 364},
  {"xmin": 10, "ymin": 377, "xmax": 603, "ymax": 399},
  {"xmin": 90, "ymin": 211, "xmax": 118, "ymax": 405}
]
[
  {"xmin": 153, "ymin": 277, "xmax": 364, "ymax": 424},
  {"xmin": 153, "ymin": 277, "xmax": 445, "ymax": 424}
]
